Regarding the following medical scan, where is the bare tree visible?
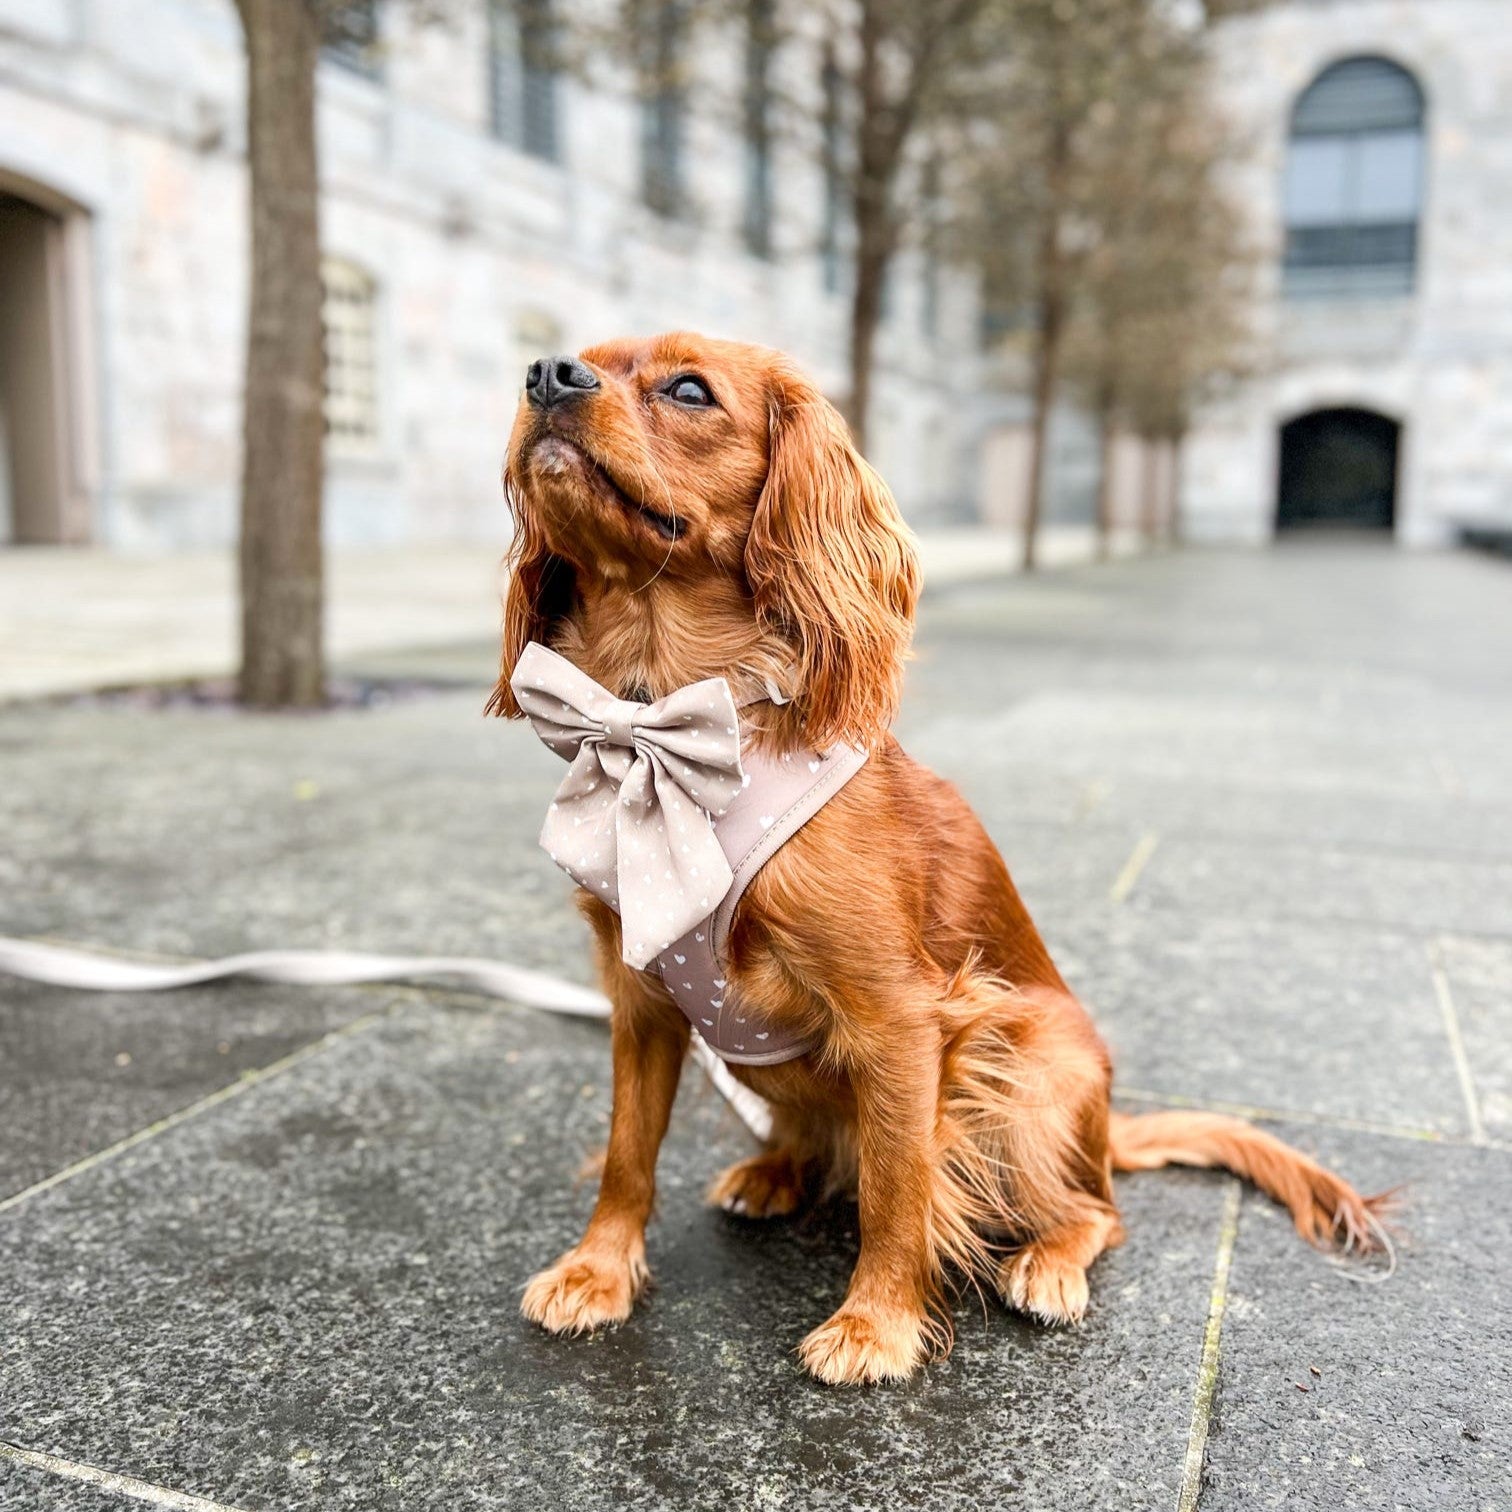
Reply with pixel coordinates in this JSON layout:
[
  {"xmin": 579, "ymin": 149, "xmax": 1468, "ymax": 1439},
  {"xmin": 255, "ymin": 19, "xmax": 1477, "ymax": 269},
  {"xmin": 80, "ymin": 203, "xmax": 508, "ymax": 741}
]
[
  {"xmin": 589, "ymin": 0, "xmax": 991, "ymax": 450},
  {"xmin": 1057, "ymin": 36, "xmax": 1259, "ymax": 557},
  {"xmin": 837, "ymin": 0, "xmax": 989, "ymax": 448},
  {"xmin": 968, "ymin": 0, "xmax": 1265, "ymax": 568}
]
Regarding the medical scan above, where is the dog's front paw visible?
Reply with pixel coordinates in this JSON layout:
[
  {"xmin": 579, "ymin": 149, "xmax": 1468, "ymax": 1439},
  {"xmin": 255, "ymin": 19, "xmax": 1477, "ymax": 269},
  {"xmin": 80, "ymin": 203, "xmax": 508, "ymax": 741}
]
[
  {"xmin": 798, "ymin": 1302, "xmax": 933, "ymax": 1385},
  {"xmin": 521, "ymin": 1242, "xmax": 649, "ymax": 1335}
]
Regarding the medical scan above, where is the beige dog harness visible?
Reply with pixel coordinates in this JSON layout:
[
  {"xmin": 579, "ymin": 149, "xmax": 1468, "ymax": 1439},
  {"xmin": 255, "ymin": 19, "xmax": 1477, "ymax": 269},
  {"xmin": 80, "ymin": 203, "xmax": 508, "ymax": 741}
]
[{"xmin": 510, "ymin": 642, "xmax": 867, "ymax": 1064}]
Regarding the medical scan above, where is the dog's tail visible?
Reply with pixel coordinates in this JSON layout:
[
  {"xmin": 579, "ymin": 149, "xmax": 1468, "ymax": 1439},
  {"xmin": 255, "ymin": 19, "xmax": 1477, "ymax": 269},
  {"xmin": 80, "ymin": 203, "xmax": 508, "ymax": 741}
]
[{"xmin": 1109, "ymin": 1109, "xmax": 1393, "ymax": 1253}]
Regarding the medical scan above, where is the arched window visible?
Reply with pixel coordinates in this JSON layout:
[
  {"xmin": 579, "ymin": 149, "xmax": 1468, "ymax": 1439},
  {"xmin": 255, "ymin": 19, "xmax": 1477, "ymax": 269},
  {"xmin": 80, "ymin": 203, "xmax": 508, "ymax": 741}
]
[{"xmin": 1282, "ymin": 57, "xmax": 1425, "ymax": 298}]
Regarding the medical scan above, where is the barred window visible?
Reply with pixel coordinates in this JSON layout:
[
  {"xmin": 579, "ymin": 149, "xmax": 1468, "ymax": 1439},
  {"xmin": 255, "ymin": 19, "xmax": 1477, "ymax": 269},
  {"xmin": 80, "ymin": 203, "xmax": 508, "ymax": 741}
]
[
  {"xmin": 639, "ymin": 0, "xmax": 687, "ymax": 218},
  {"xmin": 321, "ymin": 258, "xmax": 380, "ymax": 452},
  {"xmin": 321, "ymin": 0, "xmax": 382, "ymax": 78},
  {"xmin": 1283, "ymin": 57, "xmax": 1425, "ymax": 299},
  {"xmin": 489, "ymin": 0, "xmax": 559, "ymax": 161}
]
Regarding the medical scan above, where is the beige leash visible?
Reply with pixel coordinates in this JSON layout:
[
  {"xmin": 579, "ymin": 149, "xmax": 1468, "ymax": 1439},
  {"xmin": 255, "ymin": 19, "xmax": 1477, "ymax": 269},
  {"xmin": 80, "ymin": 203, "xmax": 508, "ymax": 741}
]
[{"xmin": 0, "ymin": 935, "xmax": 773, "ymax": 1141}]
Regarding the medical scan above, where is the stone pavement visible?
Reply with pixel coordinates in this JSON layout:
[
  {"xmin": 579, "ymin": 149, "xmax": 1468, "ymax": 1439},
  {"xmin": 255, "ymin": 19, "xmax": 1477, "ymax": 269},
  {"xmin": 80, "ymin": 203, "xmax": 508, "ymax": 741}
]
[
  {"xmin": 0, "ymin": 528, "xmax": 1123, "ymax": 704},
  {"xmin": 2, "ymin": 540, "xmax": 1510, "ymax": 1511}
]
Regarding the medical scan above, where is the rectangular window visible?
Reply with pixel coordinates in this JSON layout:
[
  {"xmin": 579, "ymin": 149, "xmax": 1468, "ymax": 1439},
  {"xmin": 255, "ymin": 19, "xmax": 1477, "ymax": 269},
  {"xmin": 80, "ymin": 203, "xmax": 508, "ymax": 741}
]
[
  {"xmin": 743, "ymin": 0, "xmax": 774, "ymax": 258},
  {"xmin": 321, "ymin": 259, "xmax": 380, "ymax": 453},
  {"xmin": 639, "ymin": 0, "xmax": 687, "ymax": 218},
  {"xmin": 1283, "ymin": 126, "xmax": 1420, "ymax": 297},
  {"xmin": 321, "ymin": 0, "xmax": 382, "ymax": 78},
  {"xmin": 490, "ymin": 0, "xmax": 559, "ymax": 161}
]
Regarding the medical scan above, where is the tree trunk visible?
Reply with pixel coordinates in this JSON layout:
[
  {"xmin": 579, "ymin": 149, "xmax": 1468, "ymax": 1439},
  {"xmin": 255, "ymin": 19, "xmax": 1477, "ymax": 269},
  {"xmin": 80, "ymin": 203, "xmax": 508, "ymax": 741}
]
[
  {"xmin": 845, "ymin": 0, "xmax": 890, "ymax": 454},
  {"xmin": 1139, "ymin": 436, "xmax": 1161, "ymax": 545},
  {"xmin": 1094, "ymin": 397, "xmax": 1115, "ymax": 562},
  {"xmin": 1165, "ymin": 431, "xmax": 1185, "ymax": 542},
  {"xmin": 1021, "ymin": 247, "xmax": 1065, "ymax": 573},
  {"xmin": 235, "ymin": 0, "xmax": 325, "ymax": 708},
  {"xmin": 847, "ymin": 237, "xmax": 888, "ymax": 455},
  {"xmin": 1022, "ymin": 111, "xmax": 1071, "ymax": 574}
]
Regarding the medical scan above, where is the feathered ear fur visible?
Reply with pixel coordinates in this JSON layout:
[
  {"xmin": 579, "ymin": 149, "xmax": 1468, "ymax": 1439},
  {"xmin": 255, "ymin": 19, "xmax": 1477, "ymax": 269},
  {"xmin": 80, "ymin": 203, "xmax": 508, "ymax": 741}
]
[
  {"xmin": 744, "ymin": 364, "xmax": 921, "ymax": 751},
  {"xmin": 485, "ymin": 468, "xmax": 574, "ymax": 718}
]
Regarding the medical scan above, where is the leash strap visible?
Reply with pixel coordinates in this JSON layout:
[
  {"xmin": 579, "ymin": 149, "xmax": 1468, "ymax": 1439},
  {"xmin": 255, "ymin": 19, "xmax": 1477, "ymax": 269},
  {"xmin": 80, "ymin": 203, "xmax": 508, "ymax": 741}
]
[{"xmin": 0, "ymin": 935, "xmax": 773, "ymax": 1142}]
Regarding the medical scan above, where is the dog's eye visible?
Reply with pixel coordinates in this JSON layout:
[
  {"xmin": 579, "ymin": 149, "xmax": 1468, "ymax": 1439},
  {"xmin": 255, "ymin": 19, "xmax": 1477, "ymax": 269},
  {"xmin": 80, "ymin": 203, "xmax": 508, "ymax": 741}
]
[{"xmin": 666, "ymin": 375, "xmax": 714, "ymax": 407}]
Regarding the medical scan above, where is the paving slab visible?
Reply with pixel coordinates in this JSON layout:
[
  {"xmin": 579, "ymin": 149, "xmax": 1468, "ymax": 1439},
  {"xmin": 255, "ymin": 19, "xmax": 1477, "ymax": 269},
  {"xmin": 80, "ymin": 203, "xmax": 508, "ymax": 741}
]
[
  {"xmin": 0, "ymin": 693, "xmax": 1139, "ymax": 972},
  {"xmin": 0, "ymin": 996, "xmax": 1228, "ymax": 1512},
  {"xmin": 1079, "ymin": 772, "xmax": 1512, "ymax": 864},
  {"xmin": 1131, "ymin": 835, "xmax": 1512, "ymax": 941},
  {"xmin": 1053, "ymin": 912, "xmax": 1471, "ymax": 1138},
  {"xmin": 0, "ymin": 978, "xmax": 391, "ymax": 1203},
  {"xmin": 1202, "ymin": 1128, "xmax": 1512, "ymax": 1512}
]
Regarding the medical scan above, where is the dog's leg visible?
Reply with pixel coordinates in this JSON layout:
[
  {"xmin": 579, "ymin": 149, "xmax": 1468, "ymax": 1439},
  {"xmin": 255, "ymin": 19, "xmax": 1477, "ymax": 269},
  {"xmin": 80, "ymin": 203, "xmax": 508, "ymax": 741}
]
[
  {"xmin": 521, "ymin": 971, "xmax": 688, "ymax": 1335},
  {"xmin": 798, "ymin": 1021, "xmax": 942, "ymax": 1385},
  {"xmin": 938, "ymin": 978, "xmax": 1126, "ymax": 1326}
]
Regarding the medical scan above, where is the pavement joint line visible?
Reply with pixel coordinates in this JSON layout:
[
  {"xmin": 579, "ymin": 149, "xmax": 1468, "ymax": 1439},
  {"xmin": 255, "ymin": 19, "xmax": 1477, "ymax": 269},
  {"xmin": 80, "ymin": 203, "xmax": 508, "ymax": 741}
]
[
  {"xmin": 1109, "ymin": 830, "xmax": 1159, "ymax": 904},
  {"xmin": 1115, "ymin": 1085, "xmax": 1500, "ymax": 1151},
  {"xmin": 1428, "ymin": 937, "xmax": 1488, "ymax": 1146},
  {"xmin": 0, "ymin": 1441, "xmax": 255, "ymax": 1512},
  {"xmin": 0, "ymin": 1007, "xmax": 393, "ymax": 1218},
  {"xmin": 1175, "ymin": 1179, "xmax": 1242, "ymax": 1512}
]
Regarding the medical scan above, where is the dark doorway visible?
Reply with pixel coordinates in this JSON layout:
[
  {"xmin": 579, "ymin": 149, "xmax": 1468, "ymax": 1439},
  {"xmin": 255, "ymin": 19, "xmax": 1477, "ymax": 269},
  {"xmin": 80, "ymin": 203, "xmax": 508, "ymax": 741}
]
[
  {"xmin": 0, "ymin": 179, "xmax": 95, "ymax": 545},
  {"xmin": 1277, "ymin": 408, "xmax": 1399, "ymax": 531}
]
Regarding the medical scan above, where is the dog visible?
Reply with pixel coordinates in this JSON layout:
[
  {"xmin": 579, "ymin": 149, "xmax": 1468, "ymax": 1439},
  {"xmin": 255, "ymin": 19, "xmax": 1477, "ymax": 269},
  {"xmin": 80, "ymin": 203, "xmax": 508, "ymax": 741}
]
[{"xmin": 489, "ymin": 332, "xmax": 1387, "ymax": 1385}]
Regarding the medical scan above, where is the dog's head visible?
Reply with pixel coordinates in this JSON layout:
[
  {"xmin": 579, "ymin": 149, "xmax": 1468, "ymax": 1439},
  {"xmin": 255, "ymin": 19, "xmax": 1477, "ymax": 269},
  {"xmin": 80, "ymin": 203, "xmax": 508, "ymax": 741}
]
[{"xmin": 490, "ymin": 332, "xmax": 920, "ymax": 751}]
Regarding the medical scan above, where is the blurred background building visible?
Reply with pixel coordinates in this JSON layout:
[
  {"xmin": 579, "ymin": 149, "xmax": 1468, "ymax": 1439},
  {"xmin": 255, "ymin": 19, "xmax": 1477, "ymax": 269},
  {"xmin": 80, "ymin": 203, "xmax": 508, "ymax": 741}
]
[
  {"xmin": 1184, "ymin": 0, "xmax": 1512, "ymax": 548},
  {"xmin": 0, "ymin": 0, "xmax": 979, "ymax": 551},
  {"xmin": 1, "ymin": 0, "xmax": 1510, "ymax": 554}
]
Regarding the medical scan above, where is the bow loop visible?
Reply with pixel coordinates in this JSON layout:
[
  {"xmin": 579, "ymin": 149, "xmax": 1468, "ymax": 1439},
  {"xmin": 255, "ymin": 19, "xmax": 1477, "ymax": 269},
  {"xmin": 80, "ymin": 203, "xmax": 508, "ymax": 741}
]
[{"xmin": 510, "ymin": 642, "xmax": 746, "ymax": 968}]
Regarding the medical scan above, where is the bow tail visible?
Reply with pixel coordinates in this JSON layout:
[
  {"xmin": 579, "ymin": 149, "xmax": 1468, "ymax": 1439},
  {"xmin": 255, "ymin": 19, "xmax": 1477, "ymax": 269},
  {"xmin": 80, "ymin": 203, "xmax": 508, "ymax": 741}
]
[{"xmin": 613, "ymin": 767, "xmax": 734, "ymax": 970}]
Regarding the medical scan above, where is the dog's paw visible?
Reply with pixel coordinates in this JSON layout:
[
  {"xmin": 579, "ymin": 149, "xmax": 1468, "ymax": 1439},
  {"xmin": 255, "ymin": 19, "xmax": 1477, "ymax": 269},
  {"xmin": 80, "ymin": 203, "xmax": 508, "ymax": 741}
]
[
  {"xmin": 520, "ymin": 1243, "xmax": 648, "ymax": 1335},
  {"xmin": 707, "ymin": 1150, "xmax": 808, "ymax": 1219},
  {"xmin": 798, "ymin": 1303, "xmax": 931, "ymax": 1385},
  {"xmin": 997, "ymin": 1246, "xmax": 1090, "ymax": 1326}
]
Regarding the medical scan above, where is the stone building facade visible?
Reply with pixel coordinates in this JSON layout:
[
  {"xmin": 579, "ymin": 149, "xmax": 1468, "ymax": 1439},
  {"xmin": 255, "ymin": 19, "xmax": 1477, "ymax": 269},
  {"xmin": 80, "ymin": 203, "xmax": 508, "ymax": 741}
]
[
  {"xmin": 1187, "ymin": 0, "xmax": 1512, "ymax": 546},
  {"xmin": 0, "ymin": 0, "xmax": 978, "ymax": 551}
]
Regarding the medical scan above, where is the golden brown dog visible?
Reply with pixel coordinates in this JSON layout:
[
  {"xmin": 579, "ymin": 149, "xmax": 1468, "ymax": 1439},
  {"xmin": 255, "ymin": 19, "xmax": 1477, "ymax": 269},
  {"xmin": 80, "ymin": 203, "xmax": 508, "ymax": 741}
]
[{"xmin": 490, "ymin": 332, "xmax": 1386, "ymax": 1385}]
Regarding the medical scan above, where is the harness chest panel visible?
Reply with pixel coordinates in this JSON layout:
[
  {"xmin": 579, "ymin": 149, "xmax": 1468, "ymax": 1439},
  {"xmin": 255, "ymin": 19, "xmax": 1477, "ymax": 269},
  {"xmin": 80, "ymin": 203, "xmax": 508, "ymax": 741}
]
[{"xmin": 648, "ymin": 743, "xmax": 867, "ymax": 1064}]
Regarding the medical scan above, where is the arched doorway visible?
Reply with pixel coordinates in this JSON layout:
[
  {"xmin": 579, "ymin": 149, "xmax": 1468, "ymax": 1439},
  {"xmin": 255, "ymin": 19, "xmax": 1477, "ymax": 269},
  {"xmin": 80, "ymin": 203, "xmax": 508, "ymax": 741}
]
[
  {"xmin": 0, "ymin": 174, "xmax": 94, "ymax": 544},
  {"xmin": 1277, "ymin": 408, "xmax": 1399, "ymax": 531}
]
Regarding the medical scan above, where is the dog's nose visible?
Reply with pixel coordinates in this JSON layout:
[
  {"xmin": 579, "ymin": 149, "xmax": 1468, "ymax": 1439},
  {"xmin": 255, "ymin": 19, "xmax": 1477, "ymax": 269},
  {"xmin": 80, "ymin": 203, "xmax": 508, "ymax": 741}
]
[{"xmin": 526, "ymin": 354, "xmax": 599, "ymax": 409}]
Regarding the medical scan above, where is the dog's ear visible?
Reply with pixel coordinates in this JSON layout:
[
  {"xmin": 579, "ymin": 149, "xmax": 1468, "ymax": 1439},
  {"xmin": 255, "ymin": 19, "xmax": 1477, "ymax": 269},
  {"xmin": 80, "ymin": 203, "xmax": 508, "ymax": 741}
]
[
  {"xmin": 744, "ymin": 362, "xmax": 921, "ymax": 751},
  {"xmin": 485, "ymin": 466, "xmax": 574, "ymax": 718}
]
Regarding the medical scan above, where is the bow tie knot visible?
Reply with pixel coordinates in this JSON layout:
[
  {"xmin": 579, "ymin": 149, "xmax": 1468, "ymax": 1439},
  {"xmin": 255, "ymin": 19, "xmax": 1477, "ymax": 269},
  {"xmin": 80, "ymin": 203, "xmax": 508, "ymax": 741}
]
[
  {"xmin": 598, "ymin": 699, "xmax": 640, "ymax": 748},
  {"xmin": 510, "ymin": 642, "xmax": 746, "ymax": 969}
]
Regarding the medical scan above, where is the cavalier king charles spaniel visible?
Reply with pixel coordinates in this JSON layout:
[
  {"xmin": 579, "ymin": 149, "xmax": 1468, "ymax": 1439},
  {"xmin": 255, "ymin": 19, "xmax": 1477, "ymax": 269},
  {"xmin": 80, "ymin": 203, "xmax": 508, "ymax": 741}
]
[{"xmin": 490, "ymin": 332, "xmax": 1387, "ymax": 1385}]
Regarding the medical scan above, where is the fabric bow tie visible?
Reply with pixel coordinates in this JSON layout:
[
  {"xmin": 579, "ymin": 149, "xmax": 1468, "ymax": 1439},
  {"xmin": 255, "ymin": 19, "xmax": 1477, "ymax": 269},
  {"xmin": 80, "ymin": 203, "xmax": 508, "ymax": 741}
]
[{"xmin": 510, "ymin": 641, "xmax": 747, "ymax": 969}]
